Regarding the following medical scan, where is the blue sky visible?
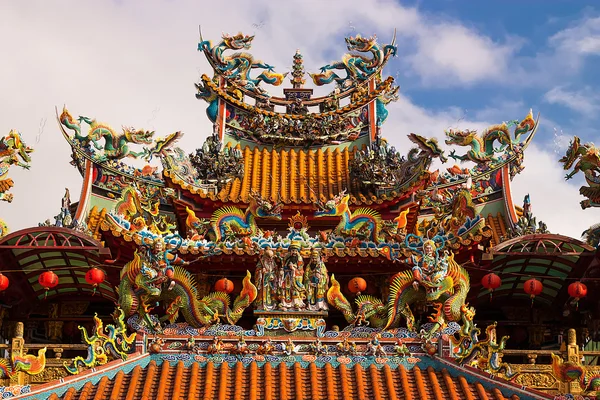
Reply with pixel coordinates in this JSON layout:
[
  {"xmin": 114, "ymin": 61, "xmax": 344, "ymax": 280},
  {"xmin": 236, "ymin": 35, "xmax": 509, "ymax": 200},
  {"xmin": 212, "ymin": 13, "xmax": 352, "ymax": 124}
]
[
  {"xmin": 396, "ymin": 2, "xmax": 599, "ymax": 141},
  {"xmin": 0, "ymin": 0, "xmax": 599, "ymax": 238}
]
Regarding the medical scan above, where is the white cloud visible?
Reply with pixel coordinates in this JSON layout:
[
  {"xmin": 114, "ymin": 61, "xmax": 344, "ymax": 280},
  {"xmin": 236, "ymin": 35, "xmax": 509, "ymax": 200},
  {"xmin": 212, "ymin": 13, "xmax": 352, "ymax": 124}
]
[
  {"xmin": 0, "ymin": 0, "xmax": 594, "ymax": 241},
  {"xmin": 405, "ymin": 23, "xmax": 519, "ymax": 86},
  {"xmin": 511, "ymin": 144, "xmax": 600, "ymax": 240},
  {"xmin": 544, "ymin": 86, "xmax": 600, "ymax": 117},
  {"xmin": 550, "ymin": 16, "xmax": 600, "ymax": 56}
]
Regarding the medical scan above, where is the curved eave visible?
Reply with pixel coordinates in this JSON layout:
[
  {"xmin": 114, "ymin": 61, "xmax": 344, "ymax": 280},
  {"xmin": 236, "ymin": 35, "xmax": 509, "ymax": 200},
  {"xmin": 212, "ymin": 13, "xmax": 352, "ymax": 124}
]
[
  {"xmin": 0, "ymin": 227, "xmax": 117, "ymax": 302},
  {"xmin": 473, "ymin": 233, "xmax": 594, "ymax": 306},
  {"xmin": 55, "ymin": 107, "xmax": 165, "ymax": 189},
  {"xmin": 201, "ymin": 74, "xmax": 395, "ymax": 119}
]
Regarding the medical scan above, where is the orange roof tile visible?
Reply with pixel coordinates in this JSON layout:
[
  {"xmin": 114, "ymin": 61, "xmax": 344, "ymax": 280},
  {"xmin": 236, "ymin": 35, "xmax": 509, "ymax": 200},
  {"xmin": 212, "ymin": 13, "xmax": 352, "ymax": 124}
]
[
  {"xmin": 30, "ymin": 357, "xmax": 549, "ymax": 400},
  {"xmin": 165, "ymin": 145, "xmax": 423, "ymax": 207}
]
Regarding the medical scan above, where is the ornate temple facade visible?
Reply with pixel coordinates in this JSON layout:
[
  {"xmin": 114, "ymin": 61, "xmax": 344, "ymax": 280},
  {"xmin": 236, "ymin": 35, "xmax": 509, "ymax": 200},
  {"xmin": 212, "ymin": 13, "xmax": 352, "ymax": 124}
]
[{"xmin": 0, "ymin": 30, "xmax": 598, "ymax": 399}]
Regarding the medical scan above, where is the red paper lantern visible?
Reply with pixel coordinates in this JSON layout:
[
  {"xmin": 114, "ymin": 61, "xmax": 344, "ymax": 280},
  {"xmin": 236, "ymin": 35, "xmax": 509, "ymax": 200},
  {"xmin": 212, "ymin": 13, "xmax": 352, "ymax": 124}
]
[
  {"xmin": 568, "ymin": 281, "xmax": 587, "ymax": 300},
  {"xmin": 481, "ymin": 273, "xmax": 501, "ymax": 290},
  {"xmin": 348, "ymin": 277, "xmax": 367, "ymax": 294},
  {"xmin": 39, "ymin": 271, "xmax": 59, "ymax": 299},
  {"xmin": 568, "ymin": 281, "xmax": 587, "ymax": 309},
  {"xmin": 523, "ymin": 278, "xmax": 543, "ymax": 305},
  {"xmin": 0, "ymin": 273, "xmax": 9, "ymax": 291},
  {"xmin": 215, "ymin": 278, "xmax": 234, "ymax": 294},
  {"xmin": 481, "ymin": 273, "xmax": 501, "ymax": 301},
  {"xmin": 85, "ymin": 268, "xmax": 105, "ymax": 295}
]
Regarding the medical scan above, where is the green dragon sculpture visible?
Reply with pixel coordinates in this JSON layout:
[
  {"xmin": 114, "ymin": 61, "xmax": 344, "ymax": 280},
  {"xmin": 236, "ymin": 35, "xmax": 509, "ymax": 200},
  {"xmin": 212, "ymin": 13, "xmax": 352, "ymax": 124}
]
[
  {"xmin": 0, "ymin": 129, "xmax": 33, "ymax": 236},
  {"xmin": 445, "ymin": 110, "xmax": 536, "ymax": 163},
  {"xmin": 64, "ymin": 308, "xmax": 136, "ymax": 375},
  {"xmin": 408, "ymin": 133, "xmax": 448, "ymax": 163},
  {"xmin": 327, "ymin": 236, "xmax": 473, "ymax": 339},
  {"xmin": 559, "ymin": 136, "xmax": 600, "ymax": 209},
  {"xmin": 416, "ymin": 189, "xmax": 485, "ymax": 239},
  {"xmin": 198, "ymin": 31, "xmax": 287, "ymax": 97},
  {"xmin": 106, "ymin": 185, "xmax": 175, "ymax": 235},
  {"xmin": 327, "ymin": 274, "xmax": 388, "ymax": 327},
  {"xmin": 117, "ymin": 249, "xmax": 258, "ymax": 330},
  {"xmin": 385, "ymin": 236, "xmax": 473, "ymax": 339},
  {"xmin": 310, "ymin": 33, "xmax": 397, "ymax": 89},
  {"xmin": 314, "ymin": 191, "xmax": 383, "ymax": 243},
  {"xmin": 453, "ymin": 322, "xmax": 516, "ymax": 378},
  {"xmin": 208, "ymin": 191, "xmax": 283, "ymax": 242},
  {"xmin": 59, "ymin": 106, "xmax": 154, "ymax": 161},
  {"xmin": 0, "ymin": 130, "xmax": 33, "ymax": 203}
]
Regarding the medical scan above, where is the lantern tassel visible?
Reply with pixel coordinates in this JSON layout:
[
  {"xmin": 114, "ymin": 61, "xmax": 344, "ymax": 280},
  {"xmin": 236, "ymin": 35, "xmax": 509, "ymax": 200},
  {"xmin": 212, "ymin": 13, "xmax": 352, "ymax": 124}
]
[
  {"xmin": 44, "ymin": 289, "xmax": 48, "ymax": 300},
  {"xmin": 489, "ymin": 291, "xmax": 493, "ymax": 302}
]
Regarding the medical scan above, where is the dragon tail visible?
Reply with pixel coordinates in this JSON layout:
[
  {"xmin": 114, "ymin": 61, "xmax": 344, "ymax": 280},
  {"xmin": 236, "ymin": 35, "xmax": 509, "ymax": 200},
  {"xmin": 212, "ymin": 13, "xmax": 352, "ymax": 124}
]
[
  {"xmin": 384, "ymin": 270, "xmax": 414, "ymax": 329},
  {"xmin": 355, "ymin": 295, "xmax": 387, "ymax": 327},
  {"xmin": 256, "ymin": 70, "xmax": 287, "ymax": 86},
  {"xmin": 170, "ymin": 267, "xmax": 214, "ymax": 327},
  {"xmin": 226, "ymin": 270, "xmax": 258, "ymax": 324},
  {"xmin": 0, "ymin": 359, "xmax": 13, "ymax": 378},
  {"xmin": 326, "ymin": 275, "xmax": 356, "ymax": 323}
]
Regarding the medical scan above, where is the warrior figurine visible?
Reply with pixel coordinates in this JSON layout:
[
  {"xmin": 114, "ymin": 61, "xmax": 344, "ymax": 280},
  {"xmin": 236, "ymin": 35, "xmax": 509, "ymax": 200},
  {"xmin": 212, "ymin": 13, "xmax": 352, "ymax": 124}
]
[
  {"xmin": 366, "ymin": 333, "xmax": 386, "ymax": 357},
  {"xmin": 310, "ymin": 338, "xmax": 329, "ymax": 355},
  {"xmin": 255, "ymin": 247, "xmax": 278, "ymax": 311},
  {"xmin": 408, "ymin": 237, "xmax": 449, "ymax": 293},
  {"xmin": 303, "ymin": 249, "xmax": 330, "ymax": 311},
  {"xmin": 278, "ymin": 242, "xmax": 306, "ymax": 310},
  {"xmin": 394, "ymin": 338, "xmax": 410, "ymax": 358}
]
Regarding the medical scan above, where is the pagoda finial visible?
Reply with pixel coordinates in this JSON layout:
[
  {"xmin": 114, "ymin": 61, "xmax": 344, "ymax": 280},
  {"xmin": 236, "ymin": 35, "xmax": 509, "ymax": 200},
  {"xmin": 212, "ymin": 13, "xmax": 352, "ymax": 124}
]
[{"xmin": 290, "ymin": 49, "xmax": 306, "ymax": 88}]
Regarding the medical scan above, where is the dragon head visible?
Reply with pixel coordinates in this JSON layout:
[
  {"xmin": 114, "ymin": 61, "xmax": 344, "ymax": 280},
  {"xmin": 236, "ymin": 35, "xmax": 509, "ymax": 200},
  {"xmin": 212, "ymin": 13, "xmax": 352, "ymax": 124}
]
[
  {"xmin": 222, "ymin": 32, "xmax": 254, "ymax": 50},
  {"xmin": 4, "ymin": 130, "xmax": 33, "ymax": 164},
  {"xmin": 445, "ymin": 128, "xmax": 477, "ymax": 147},
  {"xmin": 559, "ymin": 136, "xmax": 582, "ymax": 170},
  {"xmin": 123, "ymin": 127, "xmax": 155, "ymax": 145},
  {"xmin": 249, "ymin": 190, "xmax": 282, "ymax": 220},
  {"xmin": 59, "ymin": 106, "xmax": 79, "ymax": 126},
  {"xmin": 380, "ymin": 85, "xmax": 399, "ymax": 104},
  {"xmin": 314, "ymin": 190, "xmax": 349, "ymax": 217},
  {"xmin": 408, "ymin": 133, "xmax": 448, "ymax": 163},
  {"xmin": 345, "ymin": 34, "xmax": 377, "ymax": 52}
]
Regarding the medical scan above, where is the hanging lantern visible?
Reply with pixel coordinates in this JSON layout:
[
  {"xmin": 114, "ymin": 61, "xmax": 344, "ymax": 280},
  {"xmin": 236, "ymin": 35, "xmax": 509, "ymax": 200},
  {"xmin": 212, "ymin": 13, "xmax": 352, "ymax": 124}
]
[
  {"xmin": 0, "ymin": 273, "xmax": 9, "ymax": 292},
  {"xmin": 85, "ymin": 268, "xmax": 106, "ymax": 295},
  {"xmin": 568, "ymin": 281, "xmax": 587, "ymax": 309},
  {"xmin": 348, "ymin": 277, "xmax": 367, "ymax": 295},
  {"xmin": 215, "ymin": 278, "xmax": 234, "ymax": 294},
  {"xmin": 481, "ymin": 273, "xmax": 501, "ymax": 300},
  {"xmin": 39, "ymin": 271, "xmax": 59, "ymax": 299},
  {"xmin": 523, "ymin": 278, "xmax": 543, "ymax": 305}
]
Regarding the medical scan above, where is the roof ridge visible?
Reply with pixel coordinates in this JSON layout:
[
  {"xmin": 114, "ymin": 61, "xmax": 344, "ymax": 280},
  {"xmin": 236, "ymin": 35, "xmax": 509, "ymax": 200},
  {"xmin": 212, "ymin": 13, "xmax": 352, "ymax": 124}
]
[
  {"xmin": 15, "ymin": 352, "xmax": 150, "ymax": 400},
  {"xmin": 434, "ymin": 356, "xmax": 554, "ymax": 399}
]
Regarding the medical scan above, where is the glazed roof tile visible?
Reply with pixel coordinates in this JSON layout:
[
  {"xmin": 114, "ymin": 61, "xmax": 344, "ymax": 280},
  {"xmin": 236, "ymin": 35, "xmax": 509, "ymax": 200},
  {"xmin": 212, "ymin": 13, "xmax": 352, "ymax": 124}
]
[
  {"xmin": 165, "ymin": 146, "xmax": 421, "ymax": 206},
  {"xmin": 33, "ymin": 356, "xmax": 545, "ymax": 400}
]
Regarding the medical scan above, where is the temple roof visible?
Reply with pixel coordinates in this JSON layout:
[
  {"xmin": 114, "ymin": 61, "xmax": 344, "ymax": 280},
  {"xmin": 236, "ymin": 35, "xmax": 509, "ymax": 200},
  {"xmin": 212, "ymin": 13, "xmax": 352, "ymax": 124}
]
[
  {"xmin": 22, "ymin": 353, "xmax": 551, "ymax": 400},
  {"xmin": 165, "ymin": 145, "xmax": 426, "ymax": 207}
]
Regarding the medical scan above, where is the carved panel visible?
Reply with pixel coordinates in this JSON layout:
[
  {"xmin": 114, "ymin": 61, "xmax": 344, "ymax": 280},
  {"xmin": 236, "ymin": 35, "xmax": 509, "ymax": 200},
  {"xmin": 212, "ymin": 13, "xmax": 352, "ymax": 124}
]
[
  {"xmin": 28, "ymin": 366, "xmax": 68, "ymax": 383},
  {"xmin": 60, "ymin": 302, "xmax": 89, "ymax": 316},
  {"xmin": 512, "ymin": 372, "xmax": 558, "ymax": 389}
]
